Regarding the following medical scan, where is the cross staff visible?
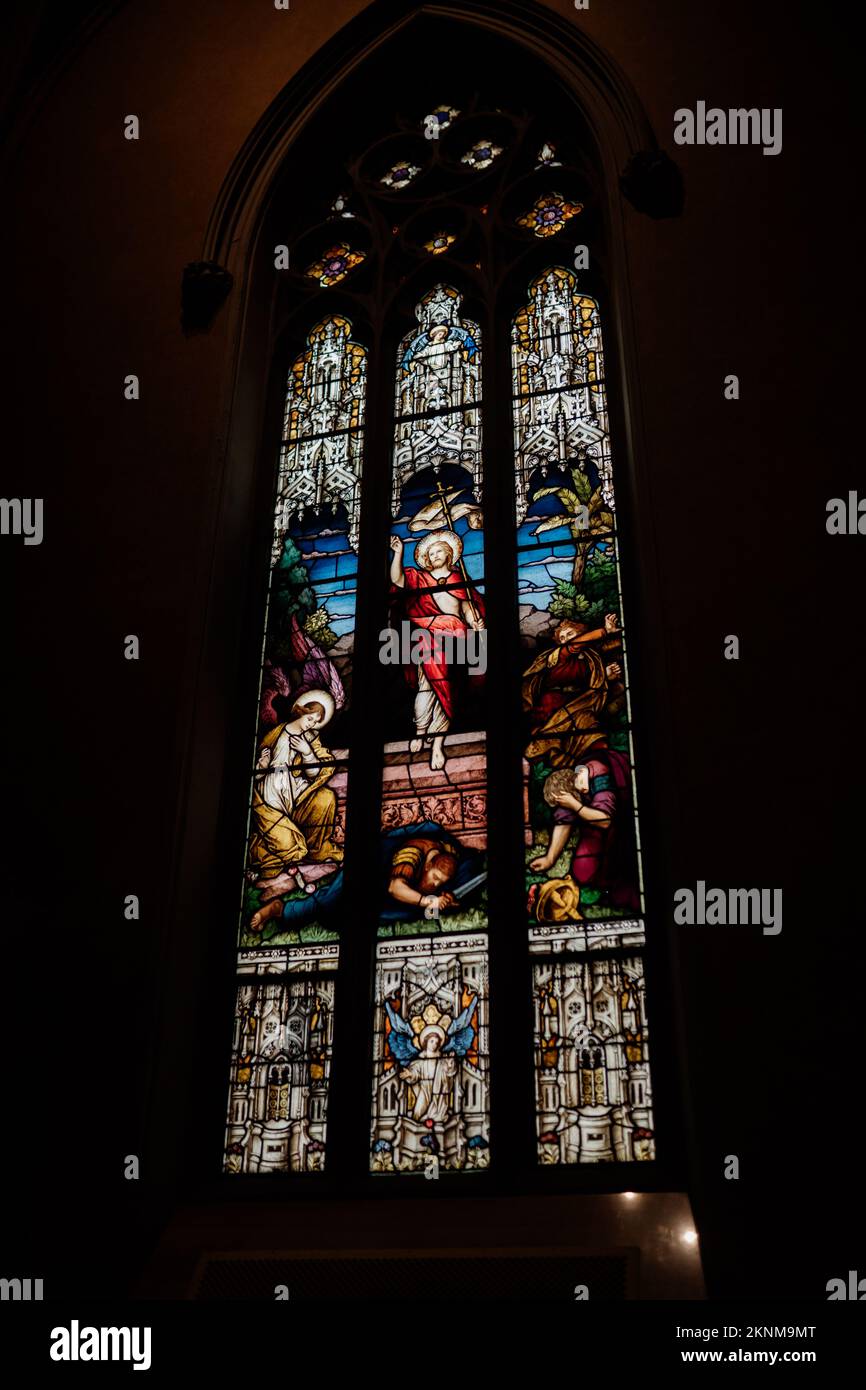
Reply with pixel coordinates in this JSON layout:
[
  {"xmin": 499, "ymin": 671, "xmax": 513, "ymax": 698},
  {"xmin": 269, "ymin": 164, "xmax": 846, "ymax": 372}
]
[{"xmin": 430, "ymin": 478, "xmax": 483, "ymax": 628}]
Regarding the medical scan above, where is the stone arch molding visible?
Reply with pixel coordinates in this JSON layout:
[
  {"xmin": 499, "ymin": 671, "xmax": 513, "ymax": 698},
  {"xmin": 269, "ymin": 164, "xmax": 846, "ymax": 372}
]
[{"xmin": 183, "ymin": 0, "xmax": 681, "ymax": 328}]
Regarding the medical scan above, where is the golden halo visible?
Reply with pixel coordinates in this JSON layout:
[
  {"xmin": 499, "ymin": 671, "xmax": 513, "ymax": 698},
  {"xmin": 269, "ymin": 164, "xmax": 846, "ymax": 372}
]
[
  {"xmin": 414, "ymin": 528, "xmax": 462, "ymax": 570},
  {"xmin": 293, "ymin": 688, "xmax": 336, "ymax": 728}
]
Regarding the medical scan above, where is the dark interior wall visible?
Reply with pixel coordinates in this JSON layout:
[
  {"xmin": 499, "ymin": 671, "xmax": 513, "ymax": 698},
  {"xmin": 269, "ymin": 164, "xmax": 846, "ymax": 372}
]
[{"xmin": 2, "ymin": 0, "xmax": 861, "ymax": 1300}]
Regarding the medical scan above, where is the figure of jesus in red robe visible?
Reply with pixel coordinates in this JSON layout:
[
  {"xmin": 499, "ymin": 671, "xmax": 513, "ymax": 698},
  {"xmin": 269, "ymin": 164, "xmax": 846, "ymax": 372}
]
[{"xmin": 389, "ymin": 529, "xmax": 485, "ymax": 770}]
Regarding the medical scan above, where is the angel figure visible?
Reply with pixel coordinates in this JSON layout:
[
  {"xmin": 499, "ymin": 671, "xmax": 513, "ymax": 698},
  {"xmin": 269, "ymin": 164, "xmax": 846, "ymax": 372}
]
[
  {"xmin": 384, "ymin": 995, "xmax": 477, "ymax": 1123},
  {"xmin": 249, "ymin": 689, "xmax": 342, "ymax": 900}
]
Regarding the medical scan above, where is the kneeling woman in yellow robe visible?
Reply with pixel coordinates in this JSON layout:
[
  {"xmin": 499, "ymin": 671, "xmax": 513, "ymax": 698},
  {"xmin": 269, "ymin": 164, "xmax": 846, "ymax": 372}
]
[{"xmin": 249, "ymin": 691, "xmax": 343, "ymax": 888}]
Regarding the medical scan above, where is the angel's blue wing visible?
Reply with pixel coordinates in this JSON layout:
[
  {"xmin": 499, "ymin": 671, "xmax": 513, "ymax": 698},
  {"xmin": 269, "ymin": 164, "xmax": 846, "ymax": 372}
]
[
  {"xmin": 453, "ymin": 326, "xmax": 479, "ymax": 361},
  {"xmin": 442, "ymin": 994, "xmax": 477, "ymax": 1057},
  {"xmin": 385, "ymin": 999, "xmax": 419, "ymax": 1065},
  {"xmin": 401, "ymin": 332, "xmax": 429, "ymax": 372}
]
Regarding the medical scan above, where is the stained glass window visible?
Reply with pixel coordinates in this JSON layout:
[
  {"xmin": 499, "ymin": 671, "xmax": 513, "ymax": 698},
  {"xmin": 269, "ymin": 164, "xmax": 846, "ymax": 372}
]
[
  {"xmin": 461, "ymin": 139, "xmax": 503, "ymax": 170},
  {"xmin": 534, "ymin": 956, "xmax": 653, "ymax": 1163},
  {"xmin": 423, "ymin": 231, "xmax": 457, "ymax": 256},
  {"xmin": 226, "ymin": 978, "xmax": 335, "ymax": 1174},
  {"xmin": 224, "ymin": 315, "xmax": 367, "ymax": 1172},
  {"xmin": 223, "ymin": 92, "xmax": 664, "ymax": 1183},
  {"xmin": 330, "ymin": 192, "xmax": 355, "ymax": 219},
  {"xmin": 305, "ymin": 243, "xmax": 366, "ymax": 287},
  {"xmin": 516, "ymin": 192, "xmax": 584, "ymax": 238},
  {"xmin": 381, "ymin": 161, "xmax": 422, "ymax": 190},
  {"xmin": 423, "ymin": 105, "xmax": 460, "ymax": 137},
  {"xmin": 513, "ymin": 268, "xmax": 655, "ymax": 1161},
  {"xmin": 370, "ymin": 285, "xmax": 489, "ymax": 1174},
  {"xmin": 371, "ymin": 937, "xmax": 490, "ymax": 1174},
  {"xmin": 535, "ymin": 142, "xmax": 562, "ymax": 169}
]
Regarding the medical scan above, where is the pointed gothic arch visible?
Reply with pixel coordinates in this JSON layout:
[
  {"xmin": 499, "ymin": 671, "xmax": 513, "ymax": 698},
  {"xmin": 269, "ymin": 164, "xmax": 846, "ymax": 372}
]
[{"xmin": 159, "ymin": 0, "xmax": 686, "ymax": 1197}]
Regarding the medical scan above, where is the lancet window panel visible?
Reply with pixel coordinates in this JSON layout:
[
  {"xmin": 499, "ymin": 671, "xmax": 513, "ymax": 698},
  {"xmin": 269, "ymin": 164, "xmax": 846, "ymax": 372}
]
[
  {"xmin": 222, "ymin": 318, "xmax": 368, "ymax": 1168},
  {"xmin": 367, "ymin": 280, "xmax": 491, "ymax": 1171},
  {"xmin": 277, "ymin": 316, "xmax": 368, "ymax": 558},
  {"xmin": 392, "ymin": 285, "xmax": 483, "ymax": 516},
  {"xmin": 371, "ymin": 935, "xmax": 491, "ymax": 1175},
  {"xmin": 533, "ymin": 954, "xmax": 655, "ymax": 1166},
  {"xmin": 512, "ymin": 272, "xmax": 613, "ymax": 519},
  {"xmin": 225, "ymin": 977, "xmax": 336, "ymax": 1175},
  {"xmin": 513, "ymin": 269, "xmax": 656, "ymax": 1165}
]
